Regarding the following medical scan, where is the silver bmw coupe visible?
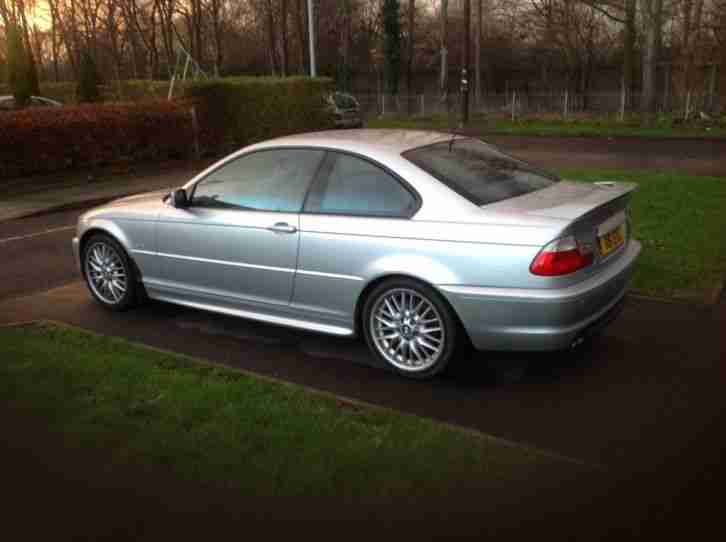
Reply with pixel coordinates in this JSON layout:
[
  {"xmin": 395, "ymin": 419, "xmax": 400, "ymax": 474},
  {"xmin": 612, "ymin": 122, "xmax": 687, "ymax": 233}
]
[{"xmin": 73, "ymin": 130, "xmax": 641, "ymax": 378}]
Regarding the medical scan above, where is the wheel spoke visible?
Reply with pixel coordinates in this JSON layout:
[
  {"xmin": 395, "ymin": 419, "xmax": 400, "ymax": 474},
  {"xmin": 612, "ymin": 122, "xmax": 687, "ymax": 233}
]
[
  {"xmin": 401, "ymin": 341, "xmax": 411, "ymax": 364},
  {"xmin": 107, "ymin": 281, "xmax": 119, "ymax": 301},
  {"xmin": 375, "ymin": 315, "xmax": 396, "ymax": 328},
  {"xmin": 417, "ymin": 337, "xmax": 439, "ymax": 353},
  {"xmin": 389, "ymin": 295, "xmax": 402, "ymax": 314},
  {"xmin": 409, "ymin": 341, "xmax": 424, "ymax": 364},
  {"xmin": 383, "ymin": 299, "xmax": 397, "ymax": 318}
]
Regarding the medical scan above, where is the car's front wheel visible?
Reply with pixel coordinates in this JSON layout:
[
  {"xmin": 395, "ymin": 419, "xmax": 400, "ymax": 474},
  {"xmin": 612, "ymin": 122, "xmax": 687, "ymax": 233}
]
[
  {"xmin": 82, "ymin": 234, "xmax": 140, "ymax": 311},
  {"xmin": 362, "ymin": 278, "xmax": 459, "ymax": 379}
]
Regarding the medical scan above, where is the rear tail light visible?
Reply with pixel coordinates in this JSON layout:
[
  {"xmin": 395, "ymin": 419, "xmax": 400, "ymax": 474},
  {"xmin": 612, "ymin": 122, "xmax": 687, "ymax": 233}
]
[{"xmin": 530, "ymin": 235, "xmax": 593, "ymax": 276}]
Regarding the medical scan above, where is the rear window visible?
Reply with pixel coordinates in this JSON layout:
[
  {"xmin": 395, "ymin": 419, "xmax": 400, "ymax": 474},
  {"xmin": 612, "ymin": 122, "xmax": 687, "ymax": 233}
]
[{"xmin": 403, "ymin": 138, "xmax": 559, "ymax": 206}]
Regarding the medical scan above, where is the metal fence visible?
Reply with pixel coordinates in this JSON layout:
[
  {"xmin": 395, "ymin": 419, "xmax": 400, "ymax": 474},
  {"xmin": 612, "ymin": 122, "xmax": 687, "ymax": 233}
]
[{"xmin": 356, "ymin": 91, "xmax": 723, "ymax": 121}]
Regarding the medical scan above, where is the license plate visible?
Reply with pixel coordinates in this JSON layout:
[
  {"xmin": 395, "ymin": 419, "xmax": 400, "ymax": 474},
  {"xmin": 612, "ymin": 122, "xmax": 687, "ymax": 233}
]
[{"xmin": 598, "ymin": 223, "xmax": 625, "ymax": 256}]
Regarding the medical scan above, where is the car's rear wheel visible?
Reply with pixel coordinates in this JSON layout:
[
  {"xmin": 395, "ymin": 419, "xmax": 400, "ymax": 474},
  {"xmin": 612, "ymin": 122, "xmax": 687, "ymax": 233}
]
[
  {"xmin": 82, "ymin": 234, "xmax": 139, "ymax": 311},
  {"xmin": 362, "ymin": 278, "xmax": 458, "ymax": 379}
]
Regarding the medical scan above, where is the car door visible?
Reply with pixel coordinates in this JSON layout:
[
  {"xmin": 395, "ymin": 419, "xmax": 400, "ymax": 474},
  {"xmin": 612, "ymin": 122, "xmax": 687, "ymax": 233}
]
[
  {"xmin": 155, "ymin": 148, "xmax": 325, "ymax": 308},
  {"xmin": 294, "ymin": 151, "xmax": 420, "ymax": 320}
]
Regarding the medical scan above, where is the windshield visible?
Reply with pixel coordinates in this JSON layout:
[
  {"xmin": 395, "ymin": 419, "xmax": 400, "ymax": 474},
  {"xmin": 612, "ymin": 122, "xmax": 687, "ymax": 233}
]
[
  {"xmin": 403, "ymin": 138, "xmax": 559, "ymax": 206},
  {"xmin": 333, "ymin": 93, "xmax": 358, "ymax": 109}
]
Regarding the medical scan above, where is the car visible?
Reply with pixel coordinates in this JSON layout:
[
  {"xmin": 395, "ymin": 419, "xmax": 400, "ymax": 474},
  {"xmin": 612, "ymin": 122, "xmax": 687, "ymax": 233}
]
[
  {"xmin": 326, "ymin": 91, "xmax": 363, "ymax": 128},
  {"xmin": 73, "ymin": 129, "xmax": 641, "ymax": 379},
  {"xmin": 0, "ymin": 95, "xmax": 63, "ymax": 110}
]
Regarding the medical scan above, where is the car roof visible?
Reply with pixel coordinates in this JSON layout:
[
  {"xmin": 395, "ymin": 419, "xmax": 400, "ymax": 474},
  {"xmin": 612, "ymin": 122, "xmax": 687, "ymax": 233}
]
[{"xmin": 258, "ymin": 129, "xmax": 460, "ymax": 155}]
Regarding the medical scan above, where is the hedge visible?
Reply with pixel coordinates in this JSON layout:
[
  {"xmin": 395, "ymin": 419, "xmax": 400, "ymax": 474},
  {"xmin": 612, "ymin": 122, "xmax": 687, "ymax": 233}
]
[
  {"xmin": 0, "ymin": 77, "xmax": 335, "ymax": 180},
  {"xmin": 184, "ymin": 76, "xmax": 335, "ymax": 152},
  {"xmin": 0, "ymin": 80, "xmax": 176, "ymax": 104},
  {"xmin": 0, "ymin": 100, "xmax": 195, "ymax": 179}
]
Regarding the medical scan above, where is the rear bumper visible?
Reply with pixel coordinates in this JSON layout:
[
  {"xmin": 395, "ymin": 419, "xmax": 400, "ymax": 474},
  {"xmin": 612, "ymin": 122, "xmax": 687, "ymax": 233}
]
[{"xmin": 439, "ymin": 240, "xmax": 641, "ymax": 351}]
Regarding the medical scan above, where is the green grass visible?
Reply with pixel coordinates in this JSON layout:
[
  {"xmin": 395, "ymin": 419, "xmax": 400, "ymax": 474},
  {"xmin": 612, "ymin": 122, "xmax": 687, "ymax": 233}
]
[
  {"xmin": 0, "ymin": 323, "xmax": 573, "ymax": 496},
  {"xmin": 558, "ymin": 169, "xmax": 726, "ymax": 300},
  {"xmin": 368, "ymin": 113, "xmax": 726, "ymax": 138}
]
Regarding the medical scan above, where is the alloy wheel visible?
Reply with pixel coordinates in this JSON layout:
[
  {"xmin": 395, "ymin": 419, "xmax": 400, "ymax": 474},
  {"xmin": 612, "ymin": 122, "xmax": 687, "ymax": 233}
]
[
  {"xmin": 369, "ymin": 288, "xmax": 445, "ymax": 372},
  {"xmin": 85, "ymin": 241, "xmax": 128, "ymax": 305}
]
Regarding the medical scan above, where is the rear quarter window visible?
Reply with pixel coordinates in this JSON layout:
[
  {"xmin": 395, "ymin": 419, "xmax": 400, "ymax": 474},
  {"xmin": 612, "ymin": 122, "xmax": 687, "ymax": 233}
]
[{"xmin": 403, "ymin": 138, "xmax": 559, "ymax": 206}]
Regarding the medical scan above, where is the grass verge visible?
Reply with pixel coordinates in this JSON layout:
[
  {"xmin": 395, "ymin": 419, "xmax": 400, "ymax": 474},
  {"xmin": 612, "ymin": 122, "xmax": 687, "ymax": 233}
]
[
  {"xmin": 367, "ymin": 114, "xmax": 726, "ymax": 138},
  {"xmin": 558, "ymin": 168, "xmax": 726, "ymax": 301},
  {"xmin": 0, "ymin": 322, "xmax": 577, "ymax": 497}
]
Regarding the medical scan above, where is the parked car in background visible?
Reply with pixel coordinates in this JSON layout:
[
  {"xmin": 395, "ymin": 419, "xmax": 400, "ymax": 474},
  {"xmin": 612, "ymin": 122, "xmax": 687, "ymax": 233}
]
[
  {"xmin": 73, "ymin": 129, "xmax": 640, "ymax": 379},
  {"xmin": 0, "ymin": 95, "xmax": 63, "ymax": 111},
  {"xmin": 326, "ymin": 91, "xmax": 363, "ymax": 128}
]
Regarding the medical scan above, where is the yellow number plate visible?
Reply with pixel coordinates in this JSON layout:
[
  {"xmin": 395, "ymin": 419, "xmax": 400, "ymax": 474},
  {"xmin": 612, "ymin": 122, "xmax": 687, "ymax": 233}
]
[{"xmin": 598, "ymin": 224, "xmax": 625, "ymax": 256}]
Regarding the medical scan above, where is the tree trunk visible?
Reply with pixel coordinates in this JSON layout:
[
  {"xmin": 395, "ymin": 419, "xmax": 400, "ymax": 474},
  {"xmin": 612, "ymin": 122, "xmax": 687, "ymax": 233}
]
[
  {"xmin": 681, "ymin": 0, "xmax": 704, "ymax": 92},
  {"xmin": 294, "ymin": 0, "xmax": 308, "ymax": 73},
  {"xmin": 193, "ymin": 0, "xmax": 203, "ymax": 67},
  {"xmin": 50, "ymin": 5, "xmax": 60, "ymax": 81},
  {"xmin": 623, "ymin": 0, "xmax": 636, "ymax": 108},
  {"xmin": 281, "ymin": 0, "xmax": 289, "ymax": 76},
  {"xmin": 406, "ymin": 0, "xmax": 415, "ymax": 96},
  {"xmin": 266, "ymin": 0, "xmax": 278, "ymax": 75},
  {"xmin": 461, "ymin": 0, "xmax": 470, "ymax": 126},
  {"xmin": 210, "ymin": 0, "xmax": 224, "ymax": 76},
  {"xmin": 475, "ymin": 0, "xmax": 482, "ymax": 106},
  {"xmin": 641, "ymin": 0, "xmax": 663, "ymax": 123},
  {"xmin": 440, "ymin": 0, "xmax": 448, "ymax": 100},
  {"xmin": 339, "ymin": 0, "xmax": 353, "ymax": 90}
]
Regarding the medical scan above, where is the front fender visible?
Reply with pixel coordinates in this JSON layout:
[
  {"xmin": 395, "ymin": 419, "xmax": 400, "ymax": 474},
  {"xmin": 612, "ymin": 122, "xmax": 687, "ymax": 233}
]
[{"xmin": 78, "ymin": 218, "xmax": 135, "ymax": 255}]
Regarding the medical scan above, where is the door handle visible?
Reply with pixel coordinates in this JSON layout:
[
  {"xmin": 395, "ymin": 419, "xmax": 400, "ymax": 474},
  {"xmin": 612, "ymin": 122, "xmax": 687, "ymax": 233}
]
[{"xmin": 267, "ymin": 222, "xmax": 297, "ymax": 234}]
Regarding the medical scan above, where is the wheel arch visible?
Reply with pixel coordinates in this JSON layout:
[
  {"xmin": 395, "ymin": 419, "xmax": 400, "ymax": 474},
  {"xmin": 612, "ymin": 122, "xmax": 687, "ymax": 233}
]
[
  {"xmin": 353, "ymin": 273, "xmax": 470, "ymax": 344},
  {"xmin": 79, "ymin": 226, "xmax": 142, "ymax": 281}
]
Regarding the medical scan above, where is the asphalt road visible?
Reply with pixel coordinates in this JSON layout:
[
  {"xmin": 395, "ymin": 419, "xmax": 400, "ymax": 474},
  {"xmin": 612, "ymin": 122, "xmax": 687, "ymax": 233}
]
[{"xmin": 0, "ymin": 207, "xmax": 82, "ymax": 300}]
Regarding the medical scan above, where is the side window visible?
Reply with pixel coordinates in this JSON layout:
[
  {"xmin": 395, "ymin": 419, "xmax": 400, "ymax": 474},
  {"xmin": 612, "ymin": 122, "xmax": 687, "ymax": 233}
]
[
  {"xmin": 307, "ymin": 153, "xmax": 416, "ymax": 217},
  {"xmin": 192, "ymin": 149, "xmax": 324, "ymax": 212}
]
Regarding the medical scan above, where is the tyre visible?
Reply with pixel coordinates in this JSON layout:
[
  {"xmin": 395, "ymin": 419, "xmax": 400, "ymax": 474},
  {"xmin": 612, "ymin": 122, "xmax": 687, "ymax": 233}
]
[
  {"xmin": 362, "ymin": 278, "xmax": 459, "ymax": 379},
  {"xmin": 82, "ymin": 233, "xmax": 140, "ymax": 311}
]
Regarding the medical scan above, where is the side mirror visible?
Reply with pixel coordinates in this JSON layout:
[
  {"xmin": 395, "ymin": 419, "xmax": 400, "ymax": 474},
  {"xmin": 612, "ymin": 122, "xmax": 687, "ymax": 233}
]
[{"xmin": 172, "ymin": 188, "xmax": 189, "ymax": 208}]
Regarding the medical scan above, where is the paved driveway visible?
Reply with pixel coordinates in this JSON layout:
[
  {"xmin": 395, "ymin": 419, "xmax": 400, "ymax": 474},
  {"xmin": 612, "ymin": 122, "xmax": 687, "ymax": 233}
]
[{"xmin": 2, "ymin": 279, "xmax": 722, "ymax": 475}]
